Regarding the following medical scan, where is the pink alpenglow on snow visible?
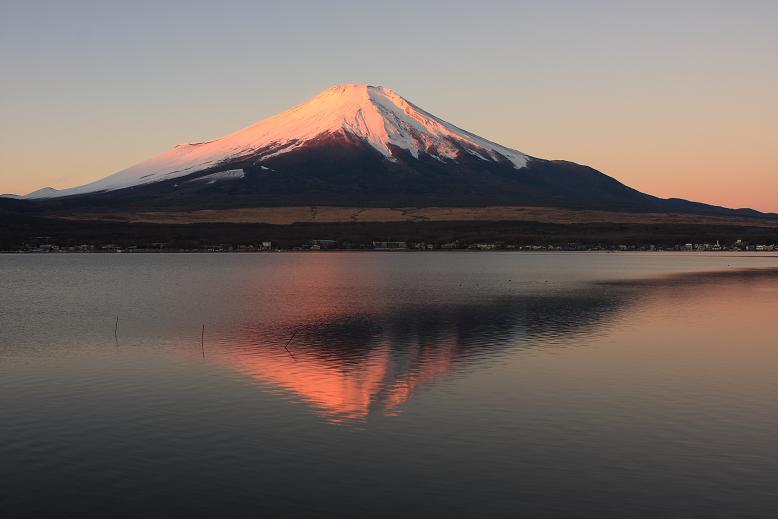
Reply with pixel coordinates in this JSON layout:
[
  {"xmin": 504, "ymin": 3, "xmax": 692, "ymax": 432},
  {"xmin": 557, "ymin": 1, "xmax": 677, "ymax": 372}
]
[{"xmin": 24, "ymin": 84, "xmax": 529, "ymax": 199}]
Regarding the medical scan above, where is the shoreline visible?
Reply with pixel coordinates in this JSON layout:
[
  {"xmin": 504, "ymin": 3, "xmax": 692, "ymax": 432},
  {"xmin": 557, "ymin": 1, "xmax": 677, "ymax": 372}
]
[{"xmin": 4, "ymin": 249, "xmax": 778, "ymax": 256}]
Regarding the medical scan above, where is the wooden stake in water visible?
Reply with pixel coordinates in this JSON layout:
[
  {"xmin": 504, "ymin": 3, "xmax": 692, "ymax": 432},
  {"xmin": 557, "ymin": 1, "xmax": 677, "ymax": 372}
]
[
  {"xmin": 201, "ymin": 324, "xmax": 206, "ymax": 358},
  {"xmin": 114, "ymin": 315, "xmax": 119, "ymax": 339},
  {"xmin": 283, "ymin": 331, "xmax": 297, "ymax": 361}
]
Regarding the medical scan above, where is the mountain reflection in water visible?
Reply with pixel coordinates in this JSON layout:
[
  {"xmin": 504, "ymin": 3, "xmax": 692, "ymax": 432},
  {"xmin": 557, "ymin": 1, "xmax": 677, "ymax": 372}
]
[
  {"xmin": 209, "ymin": 291, "xmax": 621, "ymax": 422},
  {"xmin": 3, "ymin": 254, "xmax": 778, "ymax": 519},
  {"xmin": 199, "ymin": 268, "xmax": 778, "ymax": 423}
]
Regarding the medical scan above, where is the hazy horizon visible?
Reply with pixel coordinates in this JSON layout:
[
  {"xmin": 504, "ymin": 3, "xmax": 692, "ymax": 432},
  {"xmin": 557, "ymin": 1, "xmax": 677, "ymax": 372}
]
[{"xmin": 2, "ymin": 0, "xmax": 776, "ymax": 211}]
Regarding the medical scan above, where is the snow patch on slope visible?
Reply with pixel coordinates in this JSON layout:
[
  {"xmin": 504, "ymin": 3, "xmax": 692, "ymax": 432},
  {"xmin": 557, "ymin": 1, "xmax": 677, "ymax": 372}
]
[{"xmin": 187, "ymin": 169, "xmax": 246, "ymax": 184}]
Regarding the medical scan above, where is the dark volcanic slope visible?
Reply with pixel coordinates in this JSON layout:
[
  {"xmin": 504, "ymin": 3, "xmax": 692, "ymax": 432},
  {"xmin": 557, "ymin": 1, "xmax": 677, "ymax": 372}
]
[
  {"xmin": 14, "ymin": 84, "xmax": 773, "ymax": 221},
  {"xmin": 20, "ymin": 133, "xmax": 774, "ymax": 221}
]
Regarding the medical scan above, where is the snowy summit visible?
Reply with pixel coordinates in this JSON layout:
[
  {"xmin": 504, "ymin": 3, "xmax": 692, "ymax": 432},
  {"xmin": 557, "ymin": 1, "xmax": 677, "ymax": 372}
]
[{"xmin": 24, "ymin": 84, "xmax": 529, "ymax": 199}]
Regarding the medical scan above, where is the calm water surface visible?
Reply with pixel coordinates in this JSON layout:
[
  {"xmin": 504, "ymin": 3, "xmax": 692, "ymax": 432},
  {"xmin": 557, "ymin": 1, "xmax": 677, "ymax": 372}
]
[{"xmin": 1, "ymin": 252, "xmax": 777, "ymax": 518}]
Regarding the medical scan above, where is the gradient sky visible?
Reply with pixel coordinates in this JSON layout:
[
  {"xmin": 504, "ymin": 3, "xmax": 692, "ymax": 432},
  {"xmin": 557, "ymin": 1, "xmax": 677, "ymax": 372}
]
[{"xmin": 1, "ymin": 0, "xmax": 776, "ymax": 211}]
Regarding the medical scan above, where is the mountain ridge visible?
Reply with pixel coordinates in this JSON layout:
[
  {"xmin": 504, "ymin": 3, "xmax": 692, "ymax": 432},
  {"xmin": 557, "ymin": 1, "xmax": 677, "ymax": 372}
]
[
  {"xmin": 22, "ymin": 84, "xmax": 529, "ymax": 200},
  {"xmin": 9, "ymin": 83, "xmax": 775, "ymax": 221}
]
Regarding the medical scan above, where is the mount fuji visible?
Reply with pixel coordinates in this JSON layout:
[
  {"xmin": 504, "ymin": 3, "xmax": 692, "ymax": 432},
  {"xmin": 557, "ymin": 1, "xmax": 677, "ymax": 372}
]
[{"xmin": 14, "ymin": 84, "xmax": 769, "ymax": 218}]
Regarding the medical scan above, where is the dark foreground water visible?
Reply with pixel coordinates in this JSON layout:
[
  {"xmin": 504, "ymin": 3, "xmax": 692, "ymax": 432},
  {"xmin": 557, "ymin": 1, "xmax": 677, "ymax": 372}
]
[{"xmin": 1, "ymin": 252, "xmax": 777, "ymax": 518}]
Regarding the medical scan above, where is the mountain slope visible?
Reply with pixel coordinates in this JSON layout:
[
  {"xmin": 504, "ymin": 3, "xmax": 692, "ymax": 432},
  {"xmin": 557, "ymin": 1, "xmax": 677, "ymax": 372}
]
[
  {"xmin": 17, "ymin": 83, "xmax": 774, "ymax": 220},
  {"xmin": 24, "ymin": 84, "xmax": 528, "ymax": 199}
]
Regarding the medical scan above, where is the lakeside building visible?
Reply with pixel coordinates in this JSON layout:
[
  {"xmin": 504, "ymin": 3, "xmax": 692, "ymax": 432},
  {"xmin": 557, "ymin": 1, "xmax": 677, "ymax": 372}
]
[
  {"xmin": 373, "ymin": 241, "xmax": 408, "ymax": 250},
  {"xmin": 309, "ymin": 240, "xmax": 338, "ymax": 250}
]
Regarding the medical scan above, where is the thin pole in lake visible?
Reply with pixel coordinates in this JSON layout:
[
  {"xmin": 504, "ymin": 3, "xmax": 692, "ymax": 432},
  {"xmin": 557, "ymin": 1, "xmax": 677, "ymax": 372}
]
[
  {"xmin": 114, "ymin": 315, "xmax": 119, "ymax": 339},
  {"xmin": 201, "ymin": 324, "xmax": 206, "ymax": 359},
  {"xmin": 283, "ymin": 331, "xmax": 297, "ymax": 361}
]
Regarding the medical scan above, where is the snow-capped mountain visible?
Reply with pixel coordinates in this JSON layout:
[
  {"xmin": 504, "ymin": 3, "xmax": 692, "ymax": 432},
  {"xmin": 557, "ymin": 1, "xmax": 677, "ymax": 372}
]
[
  {"xmin": 25, "ymin": 84, "xmax": 529, "ymax": 199},
  {"xmin": 17, "ymin": 83, "xmax": 768, "ymax": 219}
]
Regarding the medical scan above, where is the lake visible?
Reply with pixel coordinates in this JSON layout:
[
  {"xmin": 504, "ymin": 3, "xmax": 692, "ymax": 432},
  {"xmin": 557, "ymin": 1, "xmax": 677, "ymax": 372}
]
[{"xmin": 1, "ymin": 252, "xmax": 777, "ymax": 518}]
